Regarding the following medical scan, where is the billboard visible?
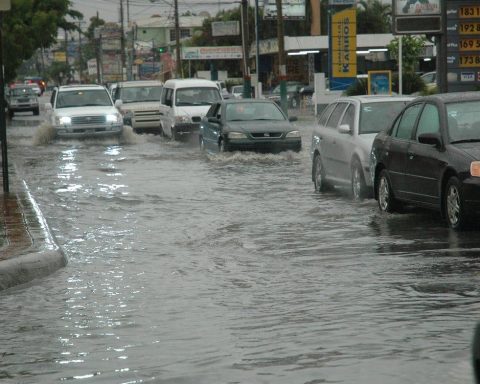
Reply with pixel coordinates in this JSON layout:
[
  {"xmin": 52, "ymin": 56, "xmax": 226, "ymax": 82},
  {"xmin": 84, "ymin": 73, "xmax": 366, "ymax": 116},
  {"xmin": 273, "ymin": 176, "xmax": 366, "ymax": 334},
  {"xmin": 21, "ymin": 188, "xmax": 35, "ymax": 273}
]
[
  {"xmin": 212, "ymin": 21, "xmax": 240, "ymax": 37},
  {"xmin": 393, "ymin": 0, "xmax": 442, "ymax": 33},
  {"xmin": 331, "ymin": 8, "xmax": 357, "ymax": 78},
  {"xmin": 395, "ymin": 0, "xmax": 441, "ymax": 16},
  {"xmin": 368, "ymin": 71, "xmax": 392, "ymax": 95},
  {"xmin": 182, "ymin": 46, "xmax": 243, "ymax": 60},
  {"xmin": 263, "ymin": 0, "xmax": 305, "ymax": 20}
]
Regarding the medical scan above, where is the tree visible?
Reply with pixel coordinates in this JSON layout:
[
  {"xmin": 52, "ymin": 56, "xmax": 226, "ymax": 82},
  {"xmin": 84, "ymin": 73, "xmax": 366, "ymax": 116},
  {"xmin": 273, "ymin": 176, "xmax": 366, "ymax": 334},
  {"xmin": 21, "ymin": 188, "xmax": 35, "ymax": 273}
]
[
  {"xmin": 2, "ymin": 0, "xmax": 82, "ymax": 83},
  {"xmin": 357, "ymin": 0, "xmax": 392, "ymax": 34},
  {"xmin": 387, "ymin": 35, "xmax": 426, "ymax": 73}
]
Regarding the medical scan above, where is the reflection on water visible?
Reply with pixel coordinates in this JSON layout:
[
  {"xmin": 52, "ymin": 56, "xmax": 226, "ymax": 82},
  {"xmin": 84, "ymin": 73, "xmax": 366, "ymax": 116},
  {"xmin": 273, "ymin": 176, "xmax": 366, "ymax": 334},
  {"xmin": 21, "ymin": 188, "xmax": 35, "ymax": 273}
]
[{"xmin": 0, "ymin": 121, "xmax": 479, "ymax": 384}]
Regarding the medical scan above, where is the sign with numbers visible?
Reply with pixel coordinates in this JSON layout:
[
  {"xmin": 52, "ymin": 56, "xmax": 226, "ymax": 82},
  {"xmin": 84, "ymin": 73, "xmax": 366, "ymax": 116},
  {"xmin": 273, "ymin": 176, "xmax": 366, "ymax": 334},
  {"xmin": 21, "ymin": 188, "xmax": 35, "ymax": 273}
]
[{"xmin": 447, "ymin": 1, "xmax": 480, "ymax": 91}]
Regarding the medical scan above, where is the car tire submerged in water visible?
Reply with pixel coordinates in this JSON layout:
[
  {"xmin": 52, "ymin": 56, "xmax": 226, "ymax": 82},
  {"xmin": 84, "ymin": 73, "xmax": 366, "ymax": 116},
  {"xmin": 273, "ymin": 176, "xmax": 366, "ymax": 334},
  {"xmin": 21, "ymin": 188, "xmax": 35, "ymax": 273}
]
[
  {"xmin": 444, "ymin": 176, "xmax": 468, "ymax": 230},
  {"xmin": 219, "ymin": 139, "xmax": 229, "ymax": 153},
  {"xmin": 351, "ymin": 159, "xmax": 367, "ymax": 200},
  {"xmin": 377, "ymin": 169, "xmax": 400, "ymax": 213},
  {"xmin": 312, "ymin": 154, "xmax": 329, "ymax": 192}
]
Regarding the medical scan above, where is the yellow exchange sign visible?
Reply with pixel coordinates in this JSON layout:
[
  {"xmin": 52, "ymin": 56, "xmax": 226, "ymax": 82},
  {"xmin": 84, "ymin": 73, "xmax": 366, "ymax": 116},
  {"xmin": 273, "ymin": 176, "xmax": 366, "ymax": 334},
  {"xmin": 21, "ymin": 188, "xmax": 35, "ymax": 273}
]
[{"xmin": 332, "ymin": 8, "xmax": 357, "ymax": 78}]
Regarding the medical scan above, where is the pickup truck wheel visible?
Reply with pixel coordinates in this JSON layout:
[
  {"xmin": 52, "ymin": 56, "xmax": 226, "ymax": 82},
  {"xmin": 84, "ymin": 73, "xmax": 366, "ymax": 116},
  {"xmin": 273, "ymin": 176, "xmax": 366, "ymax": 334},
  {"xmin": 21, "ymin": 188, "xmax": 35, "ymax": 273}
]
[
  {"xmin": 313, "ymin": 154, "xmax": 329, "ymax": 192},
  {"xmin": 351, "ymin": 160, "xmax": 367, "ymax": 200}
]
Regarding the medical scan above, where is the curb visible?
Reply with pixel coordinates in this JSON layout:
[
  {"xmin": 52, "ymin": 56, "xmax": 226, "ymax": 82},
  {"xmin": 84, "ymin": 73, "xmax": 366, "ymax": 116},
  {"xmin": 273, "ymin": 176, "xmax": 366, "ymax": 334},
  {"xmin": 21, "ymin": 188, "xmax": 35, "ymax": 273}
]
[{"xmin": 0, "ymin": 176, "xmax": 67, "ymax": 291}]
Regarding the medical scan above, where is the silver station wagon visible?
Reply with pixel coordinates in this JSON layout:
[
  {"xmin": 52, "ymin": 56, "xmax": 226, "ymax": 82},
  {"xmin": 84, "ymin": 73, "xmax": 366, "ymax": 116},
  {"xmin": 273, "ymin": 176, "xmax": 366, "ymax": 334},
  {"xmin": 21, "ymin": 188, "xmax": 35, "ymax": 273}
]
[{"xmin": 311, "ymin": 95, "xmax": 414, "ymax": 199}]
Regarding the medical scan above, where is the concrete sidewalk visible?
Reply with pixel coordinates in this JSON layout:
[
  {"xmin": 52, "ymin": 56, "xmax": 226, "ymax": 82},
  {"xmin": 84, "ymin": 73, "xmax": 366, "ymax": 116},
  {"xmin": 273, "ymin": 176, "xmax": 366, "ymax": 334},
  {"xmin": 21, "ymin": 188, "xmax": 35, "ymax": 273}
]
[{"xmin": 0, "ymin": 160, "xmax": 67, "ymax": 291}]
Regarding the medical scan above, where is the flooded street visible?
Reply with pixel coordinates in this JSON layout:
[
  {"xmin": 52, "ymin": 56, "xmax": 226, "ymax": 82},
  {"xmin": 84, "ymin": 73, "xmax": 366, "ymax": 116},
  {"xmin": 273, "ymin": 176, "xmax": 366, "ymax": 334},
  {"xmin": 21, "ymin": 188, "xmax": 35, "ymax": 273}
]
[{"xmin": 2, "ymin": 117, "xmax": 480, "ymax": 384}]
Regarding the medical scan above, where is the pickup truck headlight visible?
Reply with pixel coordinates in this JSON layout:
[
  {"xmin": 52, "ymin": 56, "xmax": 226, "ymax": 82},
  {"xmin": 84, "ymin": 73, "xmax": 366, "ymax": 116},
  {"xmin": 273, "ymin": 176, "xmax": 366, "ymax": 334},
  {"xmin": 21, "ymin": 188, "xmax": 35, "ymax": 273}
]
[
  {"xmin": 228, "ymin": 132, "xmax": 247, "ymax": 139},
  {"xmin": 106, "ymin": 113, "xmax": 122, "ymax": 123},
  {"xmin": 286, "ymin": 130, "xmax": 300, "ymax": 138},
  {"xmin": 56, "ymin": 116, "xmax": 72, "ymax": 125},
  {"xmin": 175, "ymin": 115, "xmax": 191, "ymax": 124}
]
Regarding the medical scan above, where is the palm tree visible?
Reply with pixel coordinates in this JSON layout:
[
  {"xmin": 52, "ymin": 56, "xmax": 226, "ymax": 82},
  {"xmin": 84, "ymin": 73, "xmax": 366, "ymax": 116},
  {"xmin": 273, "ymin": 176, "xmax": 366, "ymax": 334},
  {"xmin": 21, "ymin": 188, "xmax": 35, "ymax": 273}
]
[{"xmin": 357, "ymin": 0, "xmax": 392, "ymax": 34}]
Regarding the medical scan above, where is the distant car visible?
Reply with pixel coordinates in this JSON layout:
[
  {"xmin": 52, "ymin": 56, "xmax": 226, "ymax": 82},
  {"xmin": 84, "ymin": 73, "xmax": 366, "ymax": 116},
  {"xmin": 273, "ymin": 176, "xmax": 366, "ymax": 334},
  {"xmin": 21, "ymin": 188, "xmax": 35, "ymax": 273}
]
[
  {"xmin": 113, "ymin": 80, "xmax": 163, "ymax": 134},
  {"xmin": 45, "ymin": 84, "xmax": 123, "ymax": 139},
  {"xmin": 420, "ymin": 71, "xmax": 437, "ymax": 92},
  {"xmin": 6, "ymin": 84, "xmax": 40, "ymax": 118},
  {"xmin": 371, "ymin": 92, "xmax": 480, "ymax": 230},
  {"xmin": 311, "ymin": 95, "xmax": 414, "ymax": 199},
  {"xmin": 199, "ymin": 99, "xmax": 301, "ymax": 153},
  {"xmin": 231, "ymin": 85, "xmax": 243, "ymax": 99},
  {"xmin": 25, "ymin": 83, "xmax": 42, "ymax": 96},
  {"xmin": 24, "ymin": 76, "xmax": 46, "ymax": 95},
  {"xmin": 267, "ymin": 81, "xmax": 306, "ymax": 109}
]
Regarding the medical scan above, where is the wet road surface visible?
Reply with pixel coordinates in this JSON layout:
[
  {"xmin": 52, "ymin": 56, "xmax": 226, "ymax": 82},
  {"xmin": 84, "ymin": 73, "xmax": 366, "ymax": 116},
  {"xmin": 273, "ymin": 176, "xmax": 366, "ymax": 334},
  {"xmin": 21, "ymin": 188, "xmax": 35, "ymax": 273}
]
[{"xmin": 1, "ymin": 115, "xmax": 480, "ymax": 384}]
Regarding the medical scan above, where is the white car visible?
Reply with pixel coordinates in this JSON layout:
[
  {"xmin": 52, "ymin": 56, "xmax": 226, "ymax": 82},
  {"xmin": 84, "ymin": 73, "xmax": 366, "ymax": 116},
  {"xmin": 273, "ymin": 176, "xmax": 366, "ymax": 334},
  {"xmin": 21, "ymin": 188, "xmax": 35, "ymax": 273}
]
[
  {"xmin": 311, "ymin": 95, "xmax": 414, "ymax": 199},
  {"xmin": 45, "ymin": 84, "xmax": 123, "ymax": 139},
  {"xmin": 113, "ymin": 80, "xmax": 163, "ymax": 134}
]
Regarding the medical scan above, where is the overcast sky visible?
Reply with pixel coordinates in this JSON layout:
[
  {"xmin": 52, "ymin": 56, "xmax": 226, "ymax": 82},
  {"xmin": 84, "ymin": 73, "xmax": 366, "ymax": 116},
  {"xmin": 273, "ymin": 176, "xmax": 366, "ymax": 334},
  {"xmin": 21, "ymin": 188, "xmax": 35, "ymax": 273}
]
[{"xmin": 71, "ymin": 0, "xmax": 241, "ymax": 24}]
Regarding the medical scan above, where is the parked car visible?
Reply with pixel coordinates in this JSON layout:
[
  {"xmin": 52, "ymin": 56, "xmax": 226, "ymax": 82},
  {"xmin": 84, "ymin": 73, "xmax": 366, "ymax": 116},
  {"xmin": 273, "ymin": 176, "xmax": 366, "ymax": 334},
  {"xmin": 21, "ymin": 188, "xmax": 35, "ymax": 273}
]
[
  {"xmin": 420, "ymin": 71, "xmax": 437, "ymax": 91},
  {"xmin": 311, "ymin": 95, "xmax": 413, "ymax": 199},
  {"xmin": 113, "ymin": 80, "xmax": 163, "ymax": 134},
  {"xmin": 199, "ymin": 99, "xmax": 301, "ymax": 153},
  {"xmin": 6, "ymin": 84, "xmax": 40, "ymax": 118},
  {"xmin": 45, "ymin": 84, "xmax": 123, "ymax": 139},
  {"xmin": 267, "ymin": 81, "xmax": 306, "ymax": 109},
  {"xmin": 231, "ymin": 85, "xmax": 244, "ymax": 99},
  {"xmin": 159, "ymin": 78, "xmax": 222, "ymax": 140},
  {"xmin": 371, "ymin": 92, "xmax": 480, "ymax": 230}
]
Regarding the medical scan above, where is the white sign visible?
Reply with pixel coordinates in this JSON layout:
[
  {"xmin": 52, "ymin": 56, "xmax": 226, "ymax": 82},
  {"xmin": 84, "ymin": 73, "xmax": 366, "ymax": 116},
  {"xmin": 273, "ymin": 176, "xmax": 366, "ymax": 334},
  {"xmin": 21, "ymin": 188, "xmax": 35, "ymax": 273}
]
[
  {"xmin": 87, "ymin": 59, "xmax": 97, "ymax": 75},
  {"xmin": 0, "ymin": 0, "xmax": 11, "ymax": 11},
  {"xmin": 212, "ymin": 21, "xmax": 240, "ymax": 37},
  {"xmin": 182, "ymin": 46, "xmax": 243, "ymax": 60},
  {"xmin": 395, "ymin": 0, "xmax": 441, "ymax": 16},
  {"xmin": 263, "ymin": 0, "xmax": 305, "ymax": 19}
]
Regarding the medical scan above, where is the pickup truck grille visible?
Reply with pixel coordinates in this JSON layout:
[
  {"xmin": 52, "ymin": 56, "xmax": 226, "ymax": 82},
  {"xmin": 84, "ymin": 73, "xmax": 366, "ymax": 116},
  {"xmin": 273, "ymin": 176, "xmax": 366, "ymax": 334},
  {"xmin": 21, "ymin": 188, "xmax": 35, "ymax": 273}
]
[
  {"xmin": 134, "ymin": 110, "xmax": 160, "ymax": 122},
  {"xmin": 71, "ymin": 116, "xmax": 106, "ymax": 125}
]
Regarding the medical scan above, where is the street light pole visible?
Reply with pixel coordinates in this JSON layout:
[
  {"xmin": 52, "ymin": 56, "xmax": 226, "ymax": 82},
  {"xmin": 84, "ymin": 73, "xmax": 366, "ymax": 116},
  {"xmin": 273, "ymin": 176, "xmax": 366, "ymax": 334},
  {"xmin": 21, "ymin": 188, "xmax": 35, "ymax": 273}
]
[
  {"xmin": 0, "ymin": 10, "xmax": 9, "ymax": 193},
  {"xmin": 241, "ymin": 0, "xmax": 251, "ymax": 98},
  {"xmin": 275, "ymin": 0, "xmax": 287, "ymax": 115}
]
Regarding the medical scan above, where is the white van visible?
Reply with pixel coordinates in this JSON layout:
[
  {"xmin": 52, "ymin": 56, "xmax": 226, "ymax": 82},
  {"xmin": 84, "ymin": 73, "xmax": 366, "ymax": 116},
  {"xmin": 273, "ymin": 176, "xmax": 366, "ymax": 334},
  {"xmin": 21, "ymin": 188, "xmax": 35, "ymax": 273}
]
[{"xmin": 159, "ymin": 78, "xmax": 222, "ymax": 140}]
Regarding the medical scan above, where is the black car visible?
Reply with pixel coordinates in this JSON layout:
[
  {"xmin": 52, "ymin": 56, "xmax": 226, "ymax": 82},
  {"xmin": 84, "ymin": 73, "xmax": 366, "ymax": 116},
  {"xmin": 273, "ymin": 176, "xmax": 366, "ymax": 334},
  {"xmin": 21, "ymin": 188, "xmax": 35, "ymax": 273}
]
[
  {"xmin": 267, "ymin": 81, "xmax": 307, "ymax": 109},
  {"xmin": 199, "ymin": 99, "xmax": 301, "ymax": 153},
  {"xmin": 370, "ymin": 92, "xmax": 480, "ymax": 230}
]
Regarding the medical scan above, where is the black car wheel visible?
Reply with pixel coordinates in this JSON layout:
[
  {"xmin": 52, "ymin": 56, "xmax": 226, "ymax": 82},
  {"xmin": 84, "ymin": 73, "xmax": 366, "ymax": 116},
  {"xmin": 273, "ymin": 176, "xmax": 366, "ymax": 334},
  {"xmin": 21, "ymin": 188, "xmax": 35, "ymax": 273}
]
[
  {"xmin": 8, "ymin": 110, "xmax": 13, "ymax": 119},
  {"xmin": 445, "ymin": 176, "xmax": 468, "ymax": 230},
  {"xmin": 313, "ymin": 154, "xmax": 329, "ymax": 192},
  {"xmin": 351, "ymin": 160, "xmax": 367, "ymax": 200},
  {"xmin": 377, "ymin": 169, "xmax": 399, "ymax": 212},
  {"xmin": 219, "ymin": 139, "xmax": 229, "ymax": 153}
]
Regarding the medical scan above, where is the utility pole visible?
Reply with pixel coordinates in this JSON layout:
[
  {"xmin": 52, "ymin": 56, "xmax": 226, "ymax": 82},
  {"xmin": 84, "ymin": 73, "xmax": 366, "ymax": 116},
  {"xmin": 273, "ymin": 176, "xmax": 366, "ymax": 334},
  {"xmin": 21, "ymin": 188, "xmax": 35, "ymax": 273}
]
[
  {"xmin": 120, "ymin": 0, "xmax": 126, "ymax": 80},
  {"xmin": 276, "ymin": 0, "xmax": 287, "ymax": 114},
  {"xmin": 78, "ymin": 20, "xmax": 84, "ymax": 83},
  {"xmin": 174, "ymin": 0, "xmax": 182, "ymax": 78},
  {"xmin": 255, "ymin": 0, "xmax": 260, "ymax": 98},
  {"xmin": 241, "ymin": 0, "xmax": 251, "ymax": 98},
  {"xmin": 0, "ymin": 9, "xmax": 9, "ymax": 193}
]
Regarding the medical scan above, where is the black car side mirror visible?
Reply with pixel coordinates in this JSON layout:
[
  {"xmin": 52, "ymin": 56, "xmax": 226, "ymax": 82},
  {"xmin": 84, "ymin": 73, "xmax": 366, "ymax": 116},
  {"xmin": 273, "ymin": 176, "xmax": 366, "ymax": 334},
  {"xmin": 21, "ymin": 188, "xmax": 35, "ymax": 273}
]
[
  {"xmin": 418, "ymin": 132, "xmax": 442, "ymax": 148},
  {"xmin": 208, "ymin": 117, "xmax": 221, "ymax": 124}
]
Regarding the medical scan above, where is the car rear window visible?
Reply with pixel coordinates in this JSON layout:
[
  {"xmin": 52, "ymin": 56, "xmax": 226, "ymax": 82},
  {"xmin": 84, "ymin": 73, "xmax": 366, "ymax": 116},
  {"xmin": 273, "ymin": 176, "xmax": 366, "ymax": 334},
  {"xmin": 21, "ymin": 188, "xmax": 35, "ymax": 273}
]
[{"xmin": 359, "ymin": 101, "xmax": 410, "ymax": 134}]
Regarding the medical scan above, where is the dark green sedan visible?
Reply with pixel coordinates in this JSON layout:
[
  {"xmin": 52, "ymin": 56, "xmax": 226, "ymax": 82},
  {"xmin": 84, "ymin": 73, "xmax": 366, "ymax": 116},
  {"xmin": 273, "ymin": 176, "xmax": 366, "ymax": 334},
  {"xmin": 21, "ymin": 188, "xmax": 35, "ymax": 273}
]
[{"xmin": 199, "ymin": 99, "xmax": 301, "ymax": 153}]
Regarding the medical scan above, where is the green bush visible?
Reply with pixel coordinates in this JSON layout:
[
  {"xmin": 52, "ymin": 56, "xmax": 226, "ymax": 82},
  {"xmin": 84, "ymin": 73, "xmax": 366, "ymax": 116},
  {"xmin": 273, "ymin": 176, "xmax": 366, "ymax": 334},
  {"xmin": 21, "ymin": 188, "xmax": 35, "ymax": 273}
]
[
  {"xmin": 392, "ymin": 72, "xmax": 426, "ymax": 95},
  {"xmin": 344, "ymin": 78, "xmax": 368, "ymax": 96}
]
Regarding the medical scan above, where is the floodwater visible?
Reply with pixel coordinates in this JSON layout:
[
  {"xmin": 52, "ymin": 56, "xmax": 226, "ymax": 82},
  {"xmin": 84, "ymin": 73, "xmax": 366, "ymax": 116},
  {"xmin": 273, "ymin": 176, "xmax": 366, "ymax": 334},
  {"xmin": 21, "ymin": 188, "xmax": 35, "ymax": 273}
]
[{"xmin": 1, "ymin": 116, "xmax": 480, "ymax": 384}]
